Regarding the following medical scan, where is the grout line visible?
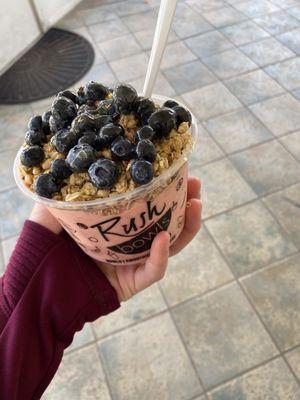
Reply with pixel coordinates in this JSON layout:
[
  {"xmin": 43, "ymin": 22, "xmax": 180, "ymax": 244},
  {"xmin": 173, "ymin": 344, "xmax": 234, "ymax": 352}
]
[
  {"xmin": 96, "ymin": 341, "xmax": 114, "ymax": 400},
  {"xmin": 204, "ymin": 354, "xmax": 282, "ymax": 393},
  {"xmin": 202, "ymin": 180, "xmax": 300, "ymax": 222},
  {"xmin": 158, "ymin": 284, "xmax": 207, "ymax": 396}
]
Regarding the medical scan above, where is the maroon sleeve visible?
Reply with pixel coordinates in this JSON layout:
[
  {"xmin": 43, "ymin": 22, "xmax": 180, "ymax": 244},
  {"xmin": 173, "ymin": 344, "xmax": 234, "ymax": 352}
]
[{"xmin": 0, "ymin": 220, "xmax": 120, "ymax": 400}]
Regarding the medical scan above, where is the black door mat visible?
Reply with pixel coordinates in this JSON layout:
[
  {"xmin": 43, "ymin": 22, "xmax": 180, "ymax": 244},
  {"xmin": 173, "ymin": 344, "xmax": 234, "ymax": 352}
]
[{"xmin": 0, "ymin": 28, "xmax": 95, "ymax": 104}]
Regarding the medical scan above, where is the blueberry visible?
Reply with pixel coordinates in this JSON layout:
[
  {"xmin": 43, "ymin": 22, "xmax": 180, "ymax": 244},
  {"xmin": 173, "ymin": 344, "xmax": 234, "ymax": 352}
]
[
  {"xmin": 163, "ymin": 100, "xmax": 178, "ymax": 109},
  {"xmin": 49, "ymin": 115, "xmax": 70, "ymax": 133},
  {"xmin": 35, "ymin": 173, "xmax": 59, "ymax": 198},
  {"xmin": 71, "ymin": 114, "xmax": 98, "ymax": 136},
  {"xmin": 95, "ymin": 115, "xmax": 114, "ymax": 130},
  {"xmin": 77, "ymin": 86, "xmax": 86, "ymax": 106},
  {"xmin": 136, "ymin": 139, "xmax": 156, "ymax": 162},
  {"xmin": 20, "ymin": 146, "xmax": 44, "ymax": 167},
  {"xmin": 28, "ymin": 115, "xmax": 43, "ymax": 131},
  {"xmin": 51, "ymin": 158, "xmax": 72, "ymax": 180},
  {"xmin": 88, "ymin": 159, "xmax": 118, "ymax": 189},
  {"xmin": 130, "ymin": 160, "xmax": 153, "ymax": 185},
  {"xmin": 113, "ymin": 83, "xmax": 138, "ymax": 114},
  {"xmin": 78, "ymin": 132, "xmax": 104, "ymax": 151},
  {"xmin": 67, "ymin": 144, "xmax": 97, "ymax": 172},
  {"xmin": 58, "ymin": 90, "xmax": 78, "ymax": 104},
  {"xmin": 99, "ymin": 123, "xmax": 124, "ymax": 146},
  {"xmin": 51, "ymin": 129, "xmax": 78, "ymax": 154},
  {"xmin": 148, "ymin": 108, "xmax": 176, "ymax": 137},
  {"xmin": 77, "ymin": 104, "xmax": 98, "ymax": 116},
  {"xmin": 42, "ymin": 111, "xmax": 52, "ymax": 135},
  {"xmin": 25, "ymin": 130, "xmax": 46, "ymax": 146},
  {"xmin": 111, "ymin": 137, "xmax": 135, "ymax": 161},
  {"xmin": 173, "ymin": 106, "xmax": 192, "ymax": 128},
  {"xmin": 134, "ymin": 97, "xmax": 156, "ymax": 125},
  {"xmin": 84, "ymin": 81, "xmax": 109, "ymax": 102},
  {"xmin": 135, "ymin": 126, "xmax": 155, "ymax": 142},
  {"xmin": 51, "ymin": 96, "xmax": 77, "ymax": 123},
  {"xmin": 42, "ymin": 110, "xmax": 51, "ymax": 124},
  {"xmin": 98, "ymin": 99, "xmax": 117, "ymax": 116}
]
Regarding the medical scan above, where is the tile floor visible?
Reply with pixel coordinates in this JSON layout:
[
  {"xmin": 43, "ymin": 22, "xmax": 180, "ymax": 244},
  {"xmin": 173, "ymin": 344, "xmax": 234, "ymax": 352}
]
[{"xmin": 0, "ymin": 0, "xmax": 300, "ymax": 398}]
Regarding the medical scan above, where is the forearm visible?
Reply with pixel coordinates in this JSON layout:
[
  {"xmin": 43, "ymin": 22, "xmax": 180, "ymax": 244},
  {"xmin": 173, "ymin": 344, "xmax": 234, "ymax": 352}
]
[{"xmin": 0, "ymin": 221, "xmax": 119, "ymax": 400}]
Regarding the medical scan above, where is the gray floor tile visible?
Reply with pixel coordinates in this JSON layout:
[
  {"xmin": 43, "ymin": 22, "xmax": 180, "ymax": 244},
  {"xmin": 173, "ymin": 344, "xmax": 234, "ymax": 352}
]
[
  {"xmin": 134, "ymin": 28, "xmax": 178, "ymax": 51},
  {"xmin": 204, "ymin": 109, "xmax": 273, "ymax": 153},
  {"xmin": 182, "ymin": 82, "xmax": 242, "ymax": 121},
  {"xmin": 75, "ymin": 63, "xmax": 116, "ymax": 87},
  {"xmin": 30, "ymin": 97, "xmax": 53, "ymax": 115},
  {"xmin": 0, "ymin": 150, "xmax": 17, "ymax": 191},
  {"xmin": 292, "ymin": 88, "xmax": 300, "ymax": 100},
  {"xmin": 2, "ymin": 236, "xmax": 18, "ymax": 264},
  {"xmin": 110, "ymin": 52, "xmax": 148, "ymax": 81},
  {"xmin": 189, "ymin": 124, "xmax": 224, "ymax": 169},
  {"xmin": 198, "ymin": 158, "xmax": 256, "ymax": 219},
  {"xmin": 0, "ymin": 105, "xmax": 32, "ymax": 151},
  {"xmin": 263, "ymin": 183, "xmax": 300, "ymax": 249},
  {"xmin": 254, "ymin": 10, "xmax": 300, "ymax": 35},
  {"xmin": 230, "ymin": 141, "xmax": 300, "ymax": 196},
  {"xmin": 173, "ymin": 283, "xmax": 277, "ymax": 389},
  {"xmin": 277, "ymin": 27, "xmax": 300, "ymax": 54},
  {"xmin": 265, "ymin": 57, "xmax": 300, "ymax": 91},
  {"xmin": 225, "ymin": 69, "xmax": 284, "ymax": 105},
  {"xmin": 280, "ymin": 131, "xmax": 300, "ymax": 162},
  {"xmin": 43, "ymin": 344, "xmax": 110, "ymax": 400},
  {"xmin": 163, "ymin": 60, "xmax": 216, "ymax": 94},
  {"xmin": 160, "ymin": 41, "xmax": 197, "ymax": 70},
  {"xmin": 234, "ymin": 0, "xmax": 280, "ymax": 18},
  {"xmin": 66, "ymin": 323, "xmax": 94, "ymax": 354},
  {"xmin": 97, "ymin": 33, "xmax": 141, "ymax": 61},
  {"xmin": 173, "ymin": 3, "xmax": 213, "ymax": 39},
  {"xmin": 99, "ymin": 313, "xmax": 202, "ymax": 400},
  {"xmin": 88, "ymin": 18, "xmax": 129, "ymax": 43},
  {"xmin": 242, "ymin": 254, "xmax": 300, "ymax": 351},
  {"xmin": 250, "ymin": 94, "xmax": 300, "ymax": 136},
  {"xmin": 206, "ymin": 201, "xmax": 296, "ymax": 277},
  {"xmin": 160, "ymin": 227, "xmax": 233, "ymax": 306},
  {"xmin": 0, "ymin": 189, "xmax": 33, "ymax": 240},
  {"xmin": 185, "ymin": 31, "xmax": 234, "ymax": 59},
  {"xmin": 208, "ymin": 358, "xmax": 300, "ymax": 400},
  {"xmin": 93, "ymin": 284, "xmax": 166, "ymax": 339},
  {"xmin": 202, "ymin": 6, "xmax": 247, "ymax": 28},
  {"xmin": 121, "ymin": 10, "xmax": 158, "ymax": 33},
  {"xmin": 186, "ymin": 0, "xmax": 227, "ymax": 13},
  {"xmin": 240, "ymin": 37, "xmax": 295, "ymax": 67},
  {"xmin": 286, "ymin": 347, "xmax": 300, "ymax": 381},
  {"xmin": 111, "ymin": 0, "xmax": 152, "ymax": 17},
  {"xmin": 287, "ymin": 5, "xmax": 300, "ymax": 20},
  {"xmin": 79, "ymin": 4, "xmax": 117, "ymax": 25},
  {"xmin": 128, "ymin": 72, "xmax": 176, "ymax": 97},
  {"xmin": 271, "ymin": 0, "xmax": 300, "ymax": 8},
  {"xmin": 220, "ymin": 20, "xmax": 270, "ymax": 46},
  {"xmin": 202, "ymin": 48, "xmax": 257, "ymax": 80}
]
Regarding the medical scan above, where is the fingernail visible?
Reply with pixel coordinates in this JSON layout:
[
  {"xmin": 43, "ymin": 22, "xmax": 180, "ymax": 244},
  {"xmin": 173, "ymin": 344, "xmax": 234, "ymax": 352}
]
[{"xmin": 186, "ymin": 201, "xmax": 191, "ymax": 208}]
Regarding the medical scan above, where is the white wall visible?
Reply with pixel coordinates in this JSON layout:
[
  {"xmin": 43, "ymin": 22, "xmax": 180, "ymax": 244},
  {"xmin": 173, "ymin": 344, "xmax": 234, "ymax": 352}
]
[
  {"xmin": 0, "ymin": 0, "xmax": 41, "ymax": 73},
  {"xmin": 33, "ymin": 0, "xmax": 81, "ymax": 31}
]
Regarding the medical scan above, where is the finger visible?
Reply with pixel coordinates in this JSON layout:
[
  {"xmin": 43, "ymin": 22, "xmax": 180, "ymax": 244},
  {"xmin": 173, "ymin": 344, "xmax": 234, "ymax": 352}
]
[
  {"xmin": 170, "ymin": 199, "xmax": 202, "ymax": 257},
  {"xmin": 134, "ymin": 231, "xmax": 170, "ymax": 291},
  {"xmin": 187, "ymin": 176, "xmax": 201, "ymax": 200}
]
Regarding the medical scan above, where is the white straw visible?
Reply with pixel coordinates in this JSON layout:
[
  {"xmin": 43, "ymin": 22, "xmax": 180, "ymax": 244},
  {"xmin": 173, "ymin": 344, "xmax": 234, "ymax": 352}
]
[{"xmin": 143, "ymin": 0, "xmax": 178, "ymax": 98}]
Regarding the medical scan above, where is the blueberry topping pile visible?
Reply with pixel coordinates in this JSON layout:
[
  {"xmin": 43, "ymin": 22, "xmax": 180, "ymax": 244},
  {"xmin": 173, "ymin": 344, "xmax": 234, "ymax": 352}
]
[{"xmin": 20, "ymin": 81, "xmax": 191, "ymax": 199}]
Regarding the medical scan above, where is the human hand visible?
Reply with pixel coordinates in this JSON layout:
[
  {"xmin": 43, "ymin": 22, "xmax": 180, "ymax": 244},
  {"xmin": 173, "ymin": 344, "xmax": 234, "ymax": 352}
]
[
  {"xmin": 29, "ymin": 203, "xmax": 63, "ymax": 235},
  {"xmin": 96, "ymin": 176, "xmax": 202, "ymax": 302}
]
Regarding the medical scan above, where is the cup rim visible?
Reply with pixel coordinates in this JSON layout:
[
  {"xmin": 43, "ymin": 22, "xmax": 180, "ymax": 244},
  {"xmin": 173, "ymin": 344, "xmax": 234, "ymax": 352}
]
[{"xmin": 14, "ymin": 94, "xmax": 198, "ymax": 210}]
